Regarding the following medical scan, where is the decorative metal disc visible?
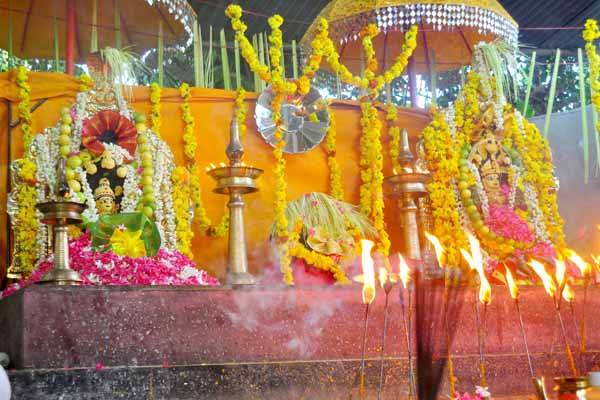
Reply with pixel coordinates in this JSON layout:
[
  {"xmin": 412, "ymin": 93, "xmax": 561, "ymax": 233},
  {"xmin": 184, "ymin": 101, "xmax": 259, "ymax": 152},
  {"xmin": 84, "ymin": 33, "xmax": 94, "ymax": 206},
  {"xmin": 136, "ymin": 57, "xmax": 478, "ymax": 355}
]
[{"xmin": 255, "ymin": 85, "xmax": 329, "ymax": 154}]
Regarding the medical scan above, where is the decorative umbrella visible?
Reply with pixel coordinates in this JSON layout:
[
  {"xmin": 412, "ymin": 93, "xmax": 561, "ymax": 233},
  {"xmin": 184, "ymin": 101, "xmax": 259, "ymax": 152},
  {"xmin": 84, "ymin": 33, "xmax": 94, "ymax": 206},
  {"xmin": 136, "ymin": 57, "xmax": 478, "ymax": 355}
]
[
  {"xmin": 300, "ymin": 0, "xmax": 518, "ymax": 103},
  {"xmin": 0, "ymin": 0, "xmax": 196, "ymax": 73}
]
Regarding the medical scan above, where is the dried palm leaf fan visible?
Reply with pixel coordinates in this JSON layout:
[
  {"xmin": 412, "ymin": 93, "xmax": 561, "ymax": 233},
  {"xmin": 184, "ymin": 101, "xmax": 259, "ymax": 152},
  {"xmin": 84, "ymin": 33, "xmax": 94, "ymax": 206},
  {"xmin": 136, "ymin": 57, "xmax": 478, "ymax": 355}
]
[
  {"xmin": 270, "ymin": 192, "xmax": 378, "ymax": 255},
  {"xmin": 90, "ymin": 47, "xmax": 150, "ymax": 97}
]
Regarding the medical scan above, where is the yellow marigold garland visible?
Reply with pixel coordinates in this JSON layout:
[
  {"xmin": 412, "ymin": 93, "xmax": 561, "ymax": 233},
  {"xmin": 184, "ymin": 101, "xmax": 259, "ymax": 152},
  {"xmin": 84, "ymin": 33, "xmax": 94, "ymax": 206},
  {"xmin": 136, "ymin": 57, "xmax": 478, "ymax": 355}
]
[
  {"xmin": 325, "ymin": 108, "xmax": 344, "ymax": 200},
  {"xmin": 584, "ymin": 19, "xmax": 600, "ymax": 133},
  {"xmin": 234, "ymin": 88, "xmax": 247, "ymax": 139},
  {"xmin": 226, "ymin": 5, "xmax": 329, "ymax": 240},
  {"xmin": 179, "ymin": 82, "xmax": 228, "ymax": 237},
  {"xmin": 79, "ymin": 74, "xmax": 94, "ymax": 92},
  {"xmin": 318, "ymin": 22, "xmax": 417, "ymax": 257},
  {"xmin": 16, "ymin": 66, "xmax": 33, "ymax": 148},
  {"xmin": 386, "ymin": 102, "xmax": 400, "ymax": 172},
  {"xmin": 12, "ymin": 66, "xmax": 38, "ymax": 275},
  {"xmin": 289, "ymin": 244, "xmax": 350, "ymax": 284},
  {"xmin": 149, "ymin": 82, "xmax": 162, "ymax": 137},
  {"xmin": 172, "ymin": 166, "xmax": 193, "ymax": 258}
]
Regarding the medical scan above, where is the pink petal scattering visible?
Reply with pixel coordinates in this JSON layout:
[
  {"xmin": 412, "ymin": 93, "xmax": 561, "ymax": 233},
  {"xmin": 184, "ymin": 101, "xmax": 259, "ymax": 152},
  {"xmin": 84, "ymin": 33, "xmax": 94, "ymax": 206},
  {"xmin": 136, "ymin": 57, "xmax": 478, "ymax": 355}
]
[
  {"xmin": 485, "ymin": 204, "xmax": 535, "ymax": 244},
  {"xmin": 0, "ymin": 233, "xmax": 218, "ymax": 299}
]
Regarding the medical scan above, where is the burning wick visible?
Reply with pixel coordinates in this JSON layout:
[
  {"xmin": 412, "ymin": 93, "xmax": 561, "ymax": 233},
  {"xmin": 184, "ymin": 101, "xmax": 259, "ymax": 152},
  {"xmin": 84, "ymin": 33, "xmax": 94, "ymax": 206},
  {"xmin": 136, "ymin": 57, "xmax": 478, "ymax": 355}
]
[
  {"xmin": 529, "ymin": 259, "xmax": 578, "ymax": 377},
  {"xmin": 461, "ymin": 233, "xmax": 491, "ymax": 389},
  {"xmin": 376, "ymin": 266, "xmax": 393, "ymax": 400},
  {"xmin": 426, "ymin": 232, "xmax": 456, "ymax": 395},
  {"xmin": 566, "ymin": 249, "xmax": 590, "ymax": 353},
  {"xmin": 358, "ymin": 239, "xmax": 376, "ymax": 399},
  {"xmin": 504, "ymin": 268, "xmax": 535, "ymax": 379},
  {"xmin": 396, "ymin": 254, "xmax": 417, "ymax": 398}
]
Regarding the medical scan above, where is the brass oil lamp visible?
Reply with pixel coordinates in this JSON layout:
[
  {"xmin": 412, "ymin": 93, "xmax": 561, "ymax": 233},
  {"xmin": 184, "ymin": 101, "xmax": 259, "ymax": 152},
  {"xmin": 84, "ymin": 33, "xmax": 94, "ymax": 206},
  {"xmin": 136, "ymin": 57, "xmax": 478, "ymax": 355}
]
[
  {"xmin": 384, "ymin": 128, "xmax": 431, "ymax": 260},
  {"xmin": 36, "ymin": 158, "xmax": 86, "ymax": 285},
  {"xmin": 207, "ymin": 118, "xmax": 263, "ymax": 285}
]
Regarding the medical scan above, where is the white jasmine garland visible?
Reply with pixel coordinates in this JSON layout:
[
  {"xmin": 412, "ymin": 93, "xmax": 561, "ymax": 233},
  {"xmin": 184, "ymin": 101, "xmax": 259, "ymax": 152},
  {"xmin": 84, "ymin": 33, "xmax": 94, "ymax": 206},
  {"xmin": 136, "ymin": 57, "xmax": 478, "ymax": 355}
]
[
  {"xmin": 121, "ymin": 165, "xmax": 140, "ymax": 212},
  {"xmin": 103, "ymin": 142, "xmax": 133, "ymax": 165},
  {"xmin": 467, "ymin": 161, "xmax": 489, "ymax": 219}
]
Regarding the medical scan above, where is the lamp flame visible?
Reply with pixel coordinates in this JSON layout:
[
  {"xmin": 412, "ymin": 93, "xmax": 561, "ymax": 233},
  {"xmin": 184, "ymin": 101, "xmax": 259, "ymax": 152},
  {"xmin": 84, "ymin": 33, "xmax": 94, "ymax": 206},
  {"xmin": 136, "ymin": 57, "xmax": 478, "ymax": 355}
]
[
  {"xmin": 565, "ymin": 249, "xmax": 591, "ymax": 278},
  {"xmin": 460, "ymin": 233, "xmax": 491, "ymax": 305},
  {"xmin": 555, "ymin": 258, "xmax": 566, "ymax": 288},
  {"xmin": 528, "ymin": 260, "xmax": 557, "ymax": 298},
  {"xmin": 505, "ymin": 268, "xmax": 519, "ymax": 300},
  {"xmin": 425, "ymin": 232, "xmax": 444, "ymax": 268},
  {"xmin": 361, "ymin": 239, "xmax": 376, "ymax": 305},
  {"xmin": 378, "ymin": 267, "xmax": 388, "ymax": 288},
  {"xmin": 398, "ymin": 254, "xmax": 411, "ymax": 289},
  {"xmin": 562, "ymin": 282, "xmax": 575, "ymax": 303}
]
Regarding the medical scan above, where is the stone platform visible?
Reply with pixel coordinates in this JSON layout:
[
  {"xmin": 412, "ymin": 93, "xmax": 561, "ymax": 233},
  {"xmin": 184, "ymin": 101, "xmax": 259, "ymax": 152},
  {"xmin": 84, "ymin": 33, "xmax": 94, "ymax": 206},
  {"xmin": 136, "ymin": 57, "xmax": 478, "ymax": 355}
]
[{"xmin": 1, "ymin": 285, "xmax": 598, "ymax": 399}]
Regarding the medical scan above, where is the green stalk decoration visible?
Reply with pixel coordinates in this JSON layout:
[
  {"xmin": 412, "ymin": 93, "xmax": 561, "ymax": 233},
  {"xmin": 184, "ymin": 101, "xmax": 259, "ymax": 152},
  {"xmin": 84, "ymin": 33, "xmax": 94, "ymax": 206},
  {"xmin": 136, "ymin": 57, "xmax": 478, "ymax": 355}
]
[
  {"xmin": 157, "ymin": 20, "xmax": 164, "ymax": 86},
  {"xmin": 292, "ymin": 39, "xmax": 298, "ymax": 79},
  {"xmin": 593, "ymin": 106, "xmax": 600, "ymax": 177},
  {"xmin": 234, "ymin": 40, "xmax": 241, "ymax": 89},
  {"xmin": 522, "ymin": 51, "xmax": 536, "ymax": 115},
  {"xmin": 252, "ymin": 34, "xmax": 260, "ymax": 91},
  {"xmin": 7, "ymin": 0, "xmax": 13, "ymax": 65},
  {"xmin": 206, "ymin": 25, "xmax": 214, "ymax": 88},
  {"xmin": 430, "ymin": 50, "xmax": 437, "ymax": 107},
  {"xmin": 281, "ymin": 43, "xmax": 286, "ymax": 79},
  {"xmin": 578, "ymin": 48, "xmax": 590, "ymax": 184},
  {"xmin": 264, "ymin": 32, "xmax": 271, "ymax": 70},
  {"xmin": 193, "ymin": 21, "xmax": 203, "ymax": 87},
  {"xmin": 258, "ymin": 32, "xmax": 266, "ymax": 91},
  {"xmin": 198, "ymin": 23, "xmax": 205, "ymax": 87},
  {"xmin": 544, "ymin": 49, "xmax": 561, "ymax": 138},
  {"xmin": 53, "ymin": 16, "xmax": 60, "ymax": 72},
  {"xmin": 220, "ymin": 28, "xmax": 231, "ymax": 90},
  {"xmin": 114, "ymin": 0, "xmax": 122, "ymax": 49},
  {"xmin": 91, "ymin": 0, "xmax": 98, "ymax": 53}
]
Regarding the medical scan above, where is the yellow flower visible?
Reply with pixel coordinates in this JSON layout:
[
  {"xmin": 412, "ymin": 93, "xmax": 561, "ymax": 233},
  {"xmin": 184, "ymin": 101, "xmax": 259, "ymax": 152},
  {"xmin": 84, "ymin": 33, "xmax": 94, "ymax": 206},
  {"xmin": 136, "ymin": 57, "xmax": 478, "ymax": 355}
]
[
  {"xmin": 149, "ymin": 82, "xmax": 162, "ymax": 137},
  {"xmin": 325, "ymin": 109, "xmax": 344, "ymax": 200},
  {"xmin": 110, "ymin": 228, "xmax": 146, "ymax": 258}
]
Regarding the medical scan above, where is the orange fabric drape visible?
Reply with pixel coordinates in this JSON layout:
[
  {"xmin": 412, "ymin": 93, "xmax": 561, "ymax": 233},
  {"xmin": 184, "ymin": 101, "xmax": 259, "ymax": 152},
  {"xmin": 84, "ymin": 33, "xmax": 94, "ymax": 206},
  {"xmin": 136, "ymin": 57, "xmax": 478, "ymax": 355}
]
[{"xmin": 0, "ymin": 71, "xmax": 431, "ymax": 280}]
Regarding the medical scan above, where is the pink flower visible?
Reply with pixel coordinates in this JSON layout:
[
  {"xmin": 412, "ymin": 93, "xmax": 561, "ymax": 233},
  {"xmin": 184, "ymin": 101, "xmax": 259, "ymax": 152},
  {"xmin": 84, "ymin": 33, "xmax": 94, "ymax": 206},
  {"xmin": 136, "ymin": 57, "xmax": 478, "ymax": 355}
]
[
  {"xmin": 95, "ymin": 362, "xmax": 105, "ymax": 371},
  {"xmin": 2, "ymin": 233, "xmax": 219, "ymax": 299}
]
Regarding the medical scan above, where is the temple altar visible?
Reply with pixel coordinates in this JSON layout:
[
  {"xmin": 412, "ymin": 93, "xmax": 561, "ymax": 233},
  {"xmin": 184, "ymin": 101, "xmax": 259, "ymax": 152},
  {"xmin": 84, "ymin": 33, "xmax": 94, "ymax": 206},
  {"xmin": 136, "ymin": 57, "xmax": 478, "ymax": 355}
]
[{"xmin": 0, "ymin": 71, "xmax": 431, "ymax": 281}]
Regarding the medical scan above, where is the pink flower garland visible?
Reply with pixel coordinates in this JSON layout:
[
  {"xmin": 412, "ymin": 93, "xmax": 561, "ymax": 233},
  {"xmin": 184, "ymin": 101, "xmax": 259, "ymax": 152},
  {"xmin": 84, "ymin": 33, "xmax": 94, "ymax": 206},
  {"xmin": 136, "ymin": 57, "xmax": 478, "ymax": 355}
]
[{"xmin": 0, "ymin": 233, "xmax": 218, "ymax": 300}]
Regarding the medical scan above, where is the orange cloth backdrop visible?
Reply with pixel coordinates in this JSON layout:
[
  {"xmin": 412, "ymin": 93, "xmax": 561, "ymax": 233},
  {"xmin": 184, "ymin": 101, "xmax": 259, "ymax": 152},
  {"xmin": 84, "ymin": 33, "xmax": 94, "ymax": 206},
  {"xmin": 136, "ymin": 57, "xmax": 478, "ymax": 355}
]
[{"xmin": 0, "ymin": 71, "xmax": 431, "ymax": 281}]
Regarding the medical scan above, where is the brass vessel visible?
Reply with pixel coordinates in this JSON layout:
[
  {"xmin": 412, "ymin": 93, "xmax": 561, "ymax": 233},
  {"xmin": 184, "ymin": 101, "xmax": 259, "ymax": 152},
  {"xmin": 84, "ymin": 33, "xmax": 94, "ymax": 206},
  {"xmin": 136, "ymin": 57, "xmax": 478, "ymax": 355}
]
[
  {"xmin": 208, "ymin": 118, "xmax": 262, "ymax": 285},
  {"xmin": 384, "ymin": 128, "xmax": 431, "ymax": 260},
  {"xmin": 36, "ymin": 201, "xmax": 86, "ymax": 285}
]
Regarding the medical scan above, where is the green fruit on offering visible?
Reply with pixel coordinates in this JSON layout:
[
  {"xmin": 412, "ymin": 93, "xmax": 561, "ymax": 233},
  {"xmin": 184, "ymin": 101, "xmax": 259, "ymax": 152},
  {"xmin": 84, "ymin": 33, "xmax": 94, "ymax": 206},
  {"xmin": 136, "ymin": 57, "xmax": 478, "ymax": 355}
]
[
  {"xmin": 461, "ymin": 189, "xmax": 472, "ymax": 199},
  {"xmin": 65, "ymin": 168, "xmax": 75, "ymax": 180},
  {"xmin": 142, "ymin": 168, "xmax": 154, "ymax": 177},
  {"xmin": 61, "ymin": 115, "xmax": 73, "ymax": 125},
  {"xmin": 60, "ymin": 107, "xmax": 70, "ymax": 117},
  {"xmin": 60, "ymin": 124, "xmax": 72, "ymax": 135},
  {"xmin": 467, "ymin": 204, "xmax": 478, "ymax": 215},
  {"xmin": 136, "ymin": 124, "xmax": 147, "ymax": 133},
  {"xmin": 58, "ymin": 135, "xmax": 71, "ymax": 146},
  {"xmin": 142, "ymin": 176, "xmax": 153, "ymax": 186},
  {"xmin": 133, "ymin": 113, "xmax": 146, "ymax": 123},
  {"xmin": 137, "ymin": 134, "xmax": 148, "ymax": 145},
  {"xmin": 67, "ymin": 156, "xmax": 81, "ymax": 169},
  {"xmin": 143, "ymin": 185, "xmax": 154, "ymax": 195},
  {"xmin": 68, "ymin": 179, "xmax": 81, "ymax": 192},
  {"xmin": 59, "ymin": 145, "xmax": 71, "ymax": 157},
  {"xmin": 143, "ymin": 193, "xmax": 155, "ymax": 203},
  {"xmin": 458, "ymin": 180, "xmax": 468, "ymax": 190}
]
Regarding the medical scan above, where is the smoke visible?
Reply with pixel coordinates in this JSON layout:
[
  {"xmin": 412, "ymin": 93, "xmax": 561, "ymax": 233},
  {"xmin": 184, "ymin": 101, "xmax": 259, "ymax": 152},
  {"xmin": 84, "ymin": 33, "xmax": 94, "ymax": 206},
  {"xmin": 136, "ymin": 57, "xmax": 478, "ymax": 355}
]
[{"xmin": 223, "ymin": 285, "xmax": 345, "ymax": 359}]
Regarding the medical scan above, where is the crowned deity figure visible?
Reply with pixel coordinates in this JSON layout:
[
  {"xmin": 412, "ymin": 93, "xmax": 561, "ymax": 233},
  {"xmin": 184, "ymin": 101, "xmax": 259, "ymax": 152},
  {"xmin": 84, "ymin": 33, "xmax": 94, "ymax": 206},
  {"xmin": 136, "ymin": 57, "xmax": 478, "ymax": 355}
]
[{"xmin": 8, "ymin": 47, "xmax": 179, "ymax": 267}]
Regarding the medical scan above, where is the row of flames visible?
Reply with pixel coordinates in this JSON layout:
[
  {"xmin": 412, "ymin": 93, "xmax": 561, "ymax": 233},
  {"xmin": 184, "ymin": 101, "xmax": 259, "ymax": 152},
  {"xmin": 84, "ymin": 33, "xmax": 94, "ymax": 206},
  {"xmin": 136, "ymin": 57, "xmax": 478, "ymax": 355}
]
[{"xmin": 358, "ymin": 234, "xmax": 594, "ymax": 305}]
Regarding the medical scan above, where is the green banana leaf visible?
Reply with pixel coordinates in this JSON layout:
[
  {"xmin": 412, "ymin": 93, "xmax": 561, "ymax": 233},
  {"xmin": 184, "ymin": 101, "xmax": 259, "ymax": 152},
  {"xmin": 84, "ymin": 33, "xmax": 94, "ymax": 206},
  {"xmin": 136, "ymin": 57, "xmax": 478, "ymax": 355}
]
[{"xmin": 89, "ymin": 212, "xmax": 161, "ymax": 257}]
